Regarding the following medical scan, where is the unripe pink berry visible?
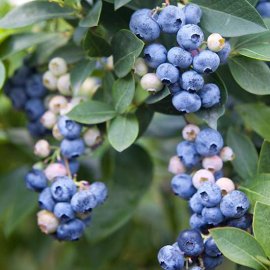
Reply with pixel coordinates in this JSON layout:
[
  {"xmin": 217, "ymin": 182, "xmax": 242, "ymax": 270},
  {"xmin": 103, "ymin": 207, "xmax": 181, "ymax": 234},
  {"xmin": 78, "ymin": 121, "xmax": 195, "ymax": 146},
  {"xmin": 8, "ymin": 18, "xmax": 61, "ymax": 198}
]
[
  {"xmin": 57, "ymin": 73, "xmax": 72, "ymax": 96},
  {"xmin": 44, "ymin": 163, "xmax": 67, "ymax": 181},
  {"xmin": 40, "ymin": 111, "xmax": 57, "ymax": 129},
  {"xmin": 43, "ymin": 71, "xmax": 58, "ymax": 91},
  {"xmin": 140, "ymin": 73, "xmax": 163, "ymax": 92},
  {"xmin": 216, "ymin": 177, "xmax": 235, "ymax": 195},
  {"xmin": 49, "ymin": 57, "xmax": 68, "ymax": 77},
  {"xmin": 52, "ymin": 124, "xmax": 64, "ymax": 141},
  {"xmin": 182, "ymin": 124, "xmax": 200, "ymax": 141},
  {"xmin": 192, "ymin": 169, "xmax": 215, "ymax": 189},
  {"xmin": 37, "ymin": 210, "xmax": 59, "ymax": 234},
  {"xmin": 48, "ymin": 95, "xmax": 68, "ymax": 114},
  {"xmin": 220, "ymin": 146, "xmax": 235, "ymax": 162},
  {"xmin": 34, "ymin": 139, "xmax": 51, "ymax": 158},
  {"xmin": 207, "ymin": 33, "xmax": 225, "ymax": 52},
  {"xmin": 134, "ymin": 57, "xmax": 148, "ymax": 77},
  {"xmin": 83, "ymin": 128, "xmax": 102, "ymax": 148},
  {"xmin": 202, "ymin": 155, "xmax": 223, "ymax": 172},
  {"xmin": 168, "ymin": 155, "xmax": 186, "ymax": 174}
]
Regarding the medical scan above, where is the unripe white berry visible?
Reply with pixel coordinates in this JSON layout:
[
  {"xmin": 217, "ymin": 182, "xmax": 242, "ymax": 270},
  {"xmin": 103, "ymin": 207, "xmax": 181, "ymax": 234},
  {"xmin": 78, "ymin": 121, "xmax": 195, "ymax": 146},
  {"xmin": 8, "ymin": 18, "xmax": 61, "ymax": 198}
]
[
  {"xmin": 202, "ymin": 155, "xmax": 223, "ymax": 172},
  {"xmin": 57, "ymin": 73, "xmax": 72, "ymax": 96},
  {"xmin": 59, "ymin": 103, "xmax": 74, "ymax": 116},
  {"xmin": 134, "ymin": 57, "xmax": 148, "ymax": 77},
  {"xmin": 44, "ymin": 163, "xmax": 67, "ymax": 181},
  {"xmin": 71, "ymin": 96, "xmax": 87, "ymax": 107},
  {"xmin": 48, "ymin": 95, "xmax": 68, "ymax": 114},
  {"xmin": 40, "ymin": 111, "xmax": 57, "ymax": 129},
  {"xmin": 43, "ymin": 71, "xmax": 58, "ymax": 91},
  {"xmin": 52, "ymin": 124, "xmax": 64, "ymax": 141},
  {"xmin": 168, "ymin": 155, "xmax": 186, "ymax": 174},
  {"xmin": 37, "ymin": 210, "xmax": 59, "ymax": 234},
  {"xmin": 49, "ymin": 57, "xmax": 68, "ymax": 77},
  {"xmin": 182, "ymin": 124, "xmax": 200, "ymax": 141},
  {"xmin": 80, "ymin": 77, "xmax": 101, "ymax": 97},
  {"xmin": 83, "ymin": 127, "xmax": 102, "ymax": 148},
  {"xmin": 34, "ymin": 139, "xmax": 51, "ymax": 158},
  {"xmin": 105, "ymin": 55, "xmax": 114, "ymax": 70},
  {"xmin": 207, "ymin": 33, "xmax": 225, "ymax": 52},
  {"xmin": 140, "ymin": 73, "xmax": 163, "ymax": 93},
  {"xmin": 216, "ymin": 177, "xmax": 235, "ymax": 195},
  {"xmin": 192, "ymin": 169, "xmax": 215, "ymax": 189},
  {"xmin": 220, "ymin": 146, "xmax": 235, "ymax": 162}
]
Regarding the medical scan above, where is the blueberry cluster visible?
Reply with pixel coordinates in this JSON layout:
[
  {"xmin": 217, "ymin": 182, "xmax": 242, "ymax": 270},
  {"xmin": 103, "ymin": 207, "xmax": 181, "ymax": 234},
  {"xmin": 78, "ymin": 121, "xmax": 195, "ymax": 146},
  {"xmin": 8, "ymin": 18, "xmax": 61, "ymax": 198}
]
[
  {"xmin": 256, "ymin": 0, "xmax": 270, "ymax": 18},
  {"xmin": 130, "ymin": 3, "xmax": 231, "ymax": 114},
  {"xmin": 158, "ymin": 124, "xmax": 251, "ymax": 269}
]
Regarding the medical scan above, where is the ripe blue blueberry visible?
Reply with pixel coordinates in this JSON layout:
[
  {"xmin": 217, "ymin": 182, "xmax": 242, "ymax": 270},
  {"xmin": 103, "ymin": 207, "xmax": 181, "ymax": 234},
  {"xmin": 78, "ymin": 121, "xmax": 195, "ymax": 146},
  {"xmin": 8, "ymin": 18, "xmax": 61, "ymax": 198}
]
[
  {"xmin": 198, "ymin": 83, "xmax": 221, "ymax": 108},
  {"xmin": 167, "ymin": 47, "xmax": 192, "ymax": 69},
  {"xmin": 168, "ymin": 82, "xmax": 182, "ymax": 95},
  {"xmin": 71, "ymin": 190, "xmax": 98, "ymax": 213},
  {"xmin": 53, "ymin": 202, "xmax": 75, "ymax": 222},
  {"xmin": 177, "ymin": 24, "xmax": 204, "ymax": 50},
  {"xmin": 180, "ymin": 70, "xmax": 204, "ymax": 92},
  {"xmin": 226, "ymin": 214, "xmax": 252, "ymax": 230},
  {"xmin": 8, "ymin": 87, "xmax": 28, "ymax": 110},
  {"xmin": 177, "ymin": 229, "xmax": 204, "ymax": 257},
  {"xmin": 157, "ymin": 245, "xmax": 185, "ymax": 270},
  {"xmin": 28, "ymin": 119, "xmax": 47, "ymax": 137},
  {"xmin": 56, "ymin": 219, "xmax": 85, "ymax": 241},
  {"xmin": 217, "ymin": 41, "xmax": 231, "ymax": 64},
  {"xmin": 60, "ymin": 158, "xmax": 80, "ymax": 175},
  {"xmin": 189, "ymin": 213, "xmax": 206, "ymax": 230},
  {"xmin": 38, "ymin": 187, "xmax": 55, "ymax": 211},
  {"xmin": 88, "ymin": 182, "xmax": 108, "ymax": 205},
  {"xmin": 11, "ymin": 66, "xmax": 33, "ymax": 86},
  {"xmin": 214, "ymin": 170, "xmax": 224, "ymax": 180},
  {"xmin": 198, "ymin": 182, "xmax": 222, "ymax": 207},
  {"xmin": 176, "ymin": 141, "xmax": 201, "ymax": 168},
  {"xmin": 50, "ymin": 176, "xmax": 77, "ymax": 202},
  {"xmin": 25, "ymin": 169, "xmax": 47, "ymax": 192},
  {"xmin": 172, "ymin": 91, "xmax": 202, "ymax": 113},
  {"xmin": 220, "ymin": 190, "xmax": 250, "ymax": 218},
  {"xmin": 25, "ymin": 74, "xmax": 47, "ymax": 98},
  {"xmin": 195, "ymin": 128, "xmax": 224, "ymax": 157},
  {"xmin": 203, "ymin": 255, "xmax": 223, "ymax": 269},
  {"xmin": 129, "ymin": 9, "xmax": 161, "ymax": 41},
  {"xmin": 156, "ymin": 63, "xmax": 180, "ymax": 84},
  {"xmin": 190, "ymin": 267, "xmax": 202, "ymax": 270},
  {"xmin": 193, "ymin": 50, "xmax": 220, "ymax": 74},
  {"xmin": 60, "ymin": 138, "xmax": 85, "ymax": 159},
  {"xmin": 189, "ymin": 193, "xmax": 204, "ymax": 214},
  {"xmin": 256, "ymin": 2, "xmax": 270, "ymax": 17},
  {"xmin": 171, "ymin": 174, "xmax": 196, "ymax": 200},
  {"xmin": 144, "ymin": 43, "xmax": 167, "ymax": 69},
  {"xmin": 183, "ymin": 4, "xmax": 202, "ymax": 25},
  {"xmin": 202, "ymin": 207, "xmax": 224, "ymax": 225},
  {"xmin": 57, "ymin": 116, "xmax": 82, "ymax": 140},
  {"xmin": 204, "ymin": 237, "xmax": 222, "ymax": 257},
  {"xmin": 157, "ymin": 5, "xmax": 185, "ymax": 34},
  {"xmin": 25, "ymin": 99, "xmax": 45, "ymax": 121}
]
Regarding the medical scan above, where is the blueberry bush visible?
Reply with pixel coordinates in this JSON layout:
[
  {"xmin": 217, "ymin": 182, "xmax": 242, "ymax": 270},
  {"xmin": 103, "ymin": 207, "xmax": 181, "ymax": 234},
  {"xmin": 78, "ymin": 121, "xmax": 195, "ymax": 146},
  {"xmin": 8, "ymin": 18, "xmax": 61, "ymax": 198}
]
[{"xmin": 0, "ymin": 0, "xmax": 270, "ymax": 269}]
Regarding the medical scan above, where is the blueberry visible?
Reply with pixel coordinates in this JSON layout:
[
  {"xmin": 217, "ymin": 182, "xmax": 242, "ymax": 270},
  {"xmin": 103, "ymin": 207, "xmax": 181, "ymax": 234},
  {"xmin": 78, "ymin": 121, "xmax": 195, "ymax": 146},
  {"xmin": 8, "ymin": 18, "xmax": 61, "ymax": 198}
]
[
  {"xmin": 157, "ymin": 5, "xmax": 185, "ymax": 34},
  {"xmin": 167, "ymin": 47, "xmax": 192, "ymax": 69},
  {"xmin": 25, "ymin": 74, "xmax": 47, "ymax": 98},
  {"xmin": 214, "ymin": 170, "xmax": 224, "ymax": 180},
  {"xmin": 11, "ymin": 66, "xmax": 33, "ymax": 86},
  {"xmin": 203, "ymin": 255, "xmax": 223, "ymax": 269},
  {"xmin": 25, "ymin": 99, "xmax": 45, "ymax": 121},
  {"xmin": 177, "ymin": 24, "xmax": 204, "ymax": 50},
  {"xmin": 27, "ymin": 119, "xmax": 48, "ymax": 137},
  {"xmin": 205, "ymin": 237, "xmax": 222, "ymax": 257},
  {"xmin": 38, "ymin": 187, "xmax": 55, "ymax": 211},
  {"xmin": 190, "ymin": 267, "xmax": 202, "ymax": 270},
  {"xmin": 177, "ymin": 229, "xmax": 204, "ymax": 257},
  {"xmin": 8, "ymin": 87, "xmax": 28, "ymax": 110},
  {"xmin": 193, "ymin": 50, "xmax": 220, "ymax": 74},
  {"xmin": 56, "ymin": 219, "xmax": 85, "ymax": 241},
  {"xmin": 25, "ymin": 169, "xmax": 47, "ymax": 192},
  {"xmin": 189, "ymin": 193, "xmax": 204, "ymax": 214},
  {"xmin": 71, "ymin": 190, "xmax": 98, "ymax": 213},
  {"xmin": 198, "ymin": 83, "xmax": 221, "ymax": 108},
  {"xmin": 226, "ymin": 214, "xmax": 252, "ymax": 230},
  {"xmin": 198, "ymin": 182, "xmax": 222, "ymax": 207},
  {"xmin": 220, "ymin": 190, "xmax": 250, "ymax": 218},
  {"xmin": 195, "ymin": 128, "xmax": 224, "ymax": 157},
  {"xmin": 190, "ymin": 213, "xmax": 206, "ymax": 230},
  {"xmin": 257, "ymin": 2, "xmax": 270, "ymax": 17},
  {"xmin": 184, "ymin": 4, "xmax": 202, "ymax": 25},
  {"xmin": 144, "ymin": 43, "xmax": 167, "ymax": 69},
  {"xmin": 217, "ymin": 41, "xmax": 231, "ymax": 64},
  {"xmin": 60, "ymin": 138, "xmax": 85, "ymax": 159},
  {"xmin": 88, "ymin": 182, "xmax": 108, "ymax": 205},
  {"xmin": 176, "ymin": 141, "xmax": 201, "ymax": 168},
  {"xmin": 180, "ymin": 70, "xmax": 204, "ymax": 92},
  {"xmin": 57, "ymin": 116, "xmax": 82, "ymax": 140},
  {"xmin": 156, "ymin": 63, "xmax": 180, "ymax": 84},
  {"xmin": 171, "ymin": 174, "xmax": 196, "ymax": 200},
  {"xmin": 50, "ymin": 176, "xmax": 77, "ymax": 202},
  {"xmin": 172, "ymin": 91, "xmax": 202, "ymax": 113},
  {"xmin": 60, "ymin": 159, "xmax": 80, "ymax": 175},
  {"xmin": 129, "ymin": 9, "xmax": 160, "ymax": 41},
  {"xmin": 157, "ymin": 245, "xmax": 185, "ymax": 270},
  {"xmin": 202, "ymin": 207, "xmax": 224, "ymax": 225},
  {"xmin": 53, "ymin": 202, "xmax": 75, "ymax": 222},
  {"xmin": 168, "ymin": 81, "xmax": 182, "ymax": 95}
]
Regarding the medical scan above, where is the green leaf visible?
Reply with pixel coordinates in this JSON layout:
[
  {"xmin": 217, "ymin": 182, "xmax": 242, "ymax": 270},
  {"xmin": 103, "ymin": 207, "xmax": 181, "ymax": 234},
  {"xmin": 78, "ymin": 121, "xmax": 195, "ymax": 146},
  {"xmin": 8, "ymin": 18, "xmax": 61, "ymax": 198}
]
[
  {"xmin": 211, "ymin": 227, "xmax": 267, "ymax": 270},
  {"xmin": 0, "ymin": 60, "xmax": 5, "ymax": 89},
  {"xmin": 0, "ymin": 1, "xmax": 75, "ymax": 29},
  {"xmin": 112, "ymin": 73, "xmax": 135, "ymax": 113},
  {"xmin": 86, "ymin": 144, "xmax": 153, "ymax": 242},
  {"xmin": 112, "ymin": 30, "xmax": 144, "ymax": 78},
  {"xmin": 70, "ymin": 59, "xmax": 96, "ymax": 95},
  {"xmin": 108, "ymin": 114, "xmax": 139, "ymax": 152},
  {"xmin": 114, "ymin": 0, "xmax": 132, "ymax": 10},
  {"xmin": 79, "ymin": 0, "xmax": 103, "ymax": 27},
  {"xmin": 191, "ymin": 0, "xmax": 267, "ymax": 37},
  {"xmin": 254, "ymin": 202, "xmax": 270, "ymax": 258},
  {"xmin": 247, "ymin": 0, "xmax": 258, "ymax": 5},
  {"xmin": 145, "ymin": 87, "xmax": 170, "ymax": 105},
  {"xmin": 228, "ymin": 56, "xmax": 270, "ymax": 95},
  {"xmin": 68, "ymin": 100, "xmax": 116, "ymax": 124},
  {"xmin": 258, "ymin": 141, "xmax": 270, "ymax": 174},
  {"xmin": 0, "ymin": 32, "xmax": 58, "ymax": 59},
  {"xmin": 237, "ymin": 103, "xmax": 270, "ymax": 140},
  {"xmin": 227, "ymin": 127, "xmax": 258, "ymax": 182}
]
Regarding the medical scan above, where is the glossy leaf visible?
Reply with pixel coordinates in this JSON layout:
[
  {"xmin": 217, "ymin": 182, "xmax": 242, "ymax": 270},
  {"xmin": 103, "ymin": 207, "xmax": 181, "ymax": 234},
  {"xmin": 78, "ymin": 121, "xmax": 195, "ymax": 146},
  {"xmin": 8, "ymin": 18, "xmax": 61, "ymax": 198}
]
[
  {"xmin": 257, "ymin": 141, "xmax": 270, "ymax": 174},
  {"xmin": 79, "ymin": 0, "xmax": 103, "ymax": 27},
  {"xmin": 114, "ymin": 0, "xmax": 132, "ymax": 10},
  {"xmin": 145, "ymin": 87, "xmax": 170, "ymax": 105},
  {"xmin": 0, "ymin": 60, "xmax": 5, "ymax": 89}
]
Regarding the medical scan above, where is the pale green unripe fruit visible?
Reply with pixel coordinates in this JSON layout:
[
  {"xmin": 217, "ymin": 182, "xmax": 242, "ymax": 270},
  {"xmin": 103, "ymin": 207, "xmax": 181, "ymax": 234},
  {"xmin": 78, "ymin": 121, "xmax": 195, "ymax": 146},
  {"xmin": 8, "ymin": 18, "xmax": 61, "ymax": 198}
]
[
  {"xmin": 40, "ymin": 111, "xmax": 57, "ymax": 129},
  {"xmin": 83, "ymin": 127, "xmax": 102, "ymax": 148},
  {"xmin": 52, "ymin": 124, "xmax": 64, "ymax": 141},
  {"xmin": 43, "ymin": 71, "xmax": 58, "ymax": 91},
  {"xmin": 192, "ymin": 169, "xmax": 215, "ymax": 189},
  {"xmin": 37, "ymin": 210, "xmax": 59, "ymax": 234},
  {"xmin": 48, "ymin": 95, "xmax": 68, "ymax": 114},
  {"xmin": 49, "ymin": 57, "xmax": 68, "ymax": 77},
  {"xmin": 134, "ymin": 57, "xmax": 148, "ymax": 77},
  {"xmin": 140, "ymin": 73, "xmax": 163, "ymax": 93},
  {"xmin": 57, "ymin": 73, "xmax": 72, "ymax": 96},
  {"xmin": 80, "ymin": 77, "xmax": 101, "ymax": 97},
  {"xmin": 207, "ymin": 33, "xmax": 225, "ymax": 52}
]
